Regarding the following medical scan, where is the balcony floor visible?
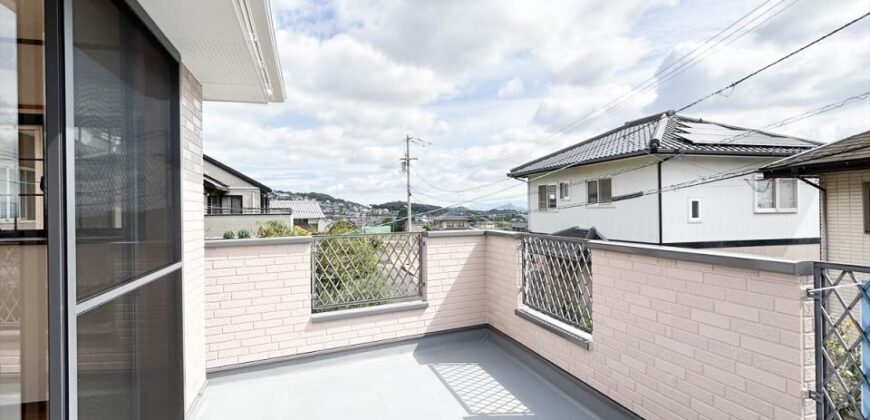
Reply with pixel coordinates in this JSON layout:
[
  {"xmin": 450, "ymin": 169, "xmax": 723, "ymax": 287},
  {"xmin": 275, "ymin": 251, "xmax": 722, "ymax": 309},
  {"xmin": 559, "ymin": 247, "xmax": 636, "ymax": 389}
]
[{"xmin": 192, "ymin": 327, "xmax": 637, "ymax": 420}]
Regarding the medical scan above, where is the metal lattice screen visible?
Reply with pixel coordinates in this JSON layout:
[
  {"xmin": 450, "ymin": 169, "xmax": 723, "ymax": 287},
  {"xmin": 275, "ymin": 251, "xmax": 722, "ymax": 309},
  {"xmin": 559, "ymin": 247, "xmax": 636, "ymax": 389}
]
[
  {"xmin": 521, "ymin": 235, "xmax": 592, "ymax": 333},
  {"xmin": 812, "ymin": 262, "xmax": 870, "ymax": 420},
  {"xmin": 0, "ymin": 246, "xmax": 22, "ymax": 327},
  {"xmin": 312, "ymin": 233, "xmax": 423, "ymax": 312}
]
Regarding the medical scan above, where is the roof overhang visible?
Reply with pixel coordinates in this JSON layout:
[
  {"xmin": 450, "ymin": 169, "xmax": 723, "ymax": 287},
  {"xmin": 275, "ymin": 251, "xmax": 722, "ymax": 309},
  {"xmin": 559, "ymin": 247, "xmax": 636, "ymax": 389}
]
[
  {"xmin": 138, "ymin": 0, "xmax": 286, "ymax": 103},
  {"xmin": 763, "ymin": 158, "xmax": 870, "ymax": 179}
]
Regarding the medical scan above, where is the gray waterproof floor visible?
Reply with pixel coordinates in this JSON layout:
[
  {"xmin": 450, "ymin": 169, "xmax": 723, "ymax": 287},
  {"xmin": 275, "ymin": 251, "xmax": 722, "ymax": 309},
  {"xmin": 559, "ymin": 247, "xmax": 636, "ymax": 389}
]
[{"xmin": 191, "ymin": 328, "xmax": 638, "ymax": 420}]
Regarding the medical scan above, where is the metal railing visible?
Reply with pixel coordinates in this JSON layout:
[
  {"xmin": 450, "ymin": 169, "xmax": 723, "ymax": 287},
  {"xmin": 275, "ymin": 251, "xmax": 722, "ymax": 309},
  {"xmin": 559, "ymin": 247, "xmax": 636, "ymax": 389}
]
[
  {"xmin": 521, "ymin": 234, "xmax": 593, "ymax": 333},
  {"xmin": 811, "ymin": 261, "xmax": 870, "ymax": 420},
  {"xmin": 205, "ymin": 206, "xmax": 293, "ymax": 215},
  {"xmin": 311, "ymin": 232, "xmax": 423, "ymax": 312}
]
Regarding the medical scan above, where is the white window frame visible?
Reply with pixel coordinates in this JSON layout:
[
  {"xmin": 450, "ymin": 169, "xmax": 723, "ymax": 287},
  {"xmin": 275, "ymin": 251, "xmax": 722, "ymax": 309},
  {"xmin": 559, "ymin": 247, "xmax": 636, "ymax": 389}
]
[
  {"xmin": 586, "ymin": 178, "xmax": 612, "ymax": 207},
  {"xmin": 559, "ymin": 181, "xmax": 570, "ymax": 201},
  {"xmin": 753, "ymin": 176, "xmax": 799, "ymax": 213},
  {"xmin": 688, "ymin": 198, "xmax": 702, "ymax": 223},
  {"xmin": 537, "ymin": 184, "xmax": 558, "ymax": 211}
]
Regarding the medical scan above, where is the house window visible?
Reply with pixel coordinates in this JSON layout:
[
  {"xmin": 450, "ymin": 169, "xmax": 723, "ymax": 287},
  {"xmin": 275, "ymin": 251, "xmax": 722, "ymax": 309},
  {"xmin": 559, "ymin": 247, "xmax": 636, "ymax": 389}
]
[
  {"xmin": 754, "ymin": 177, "xmax": 798, "ymax": 212},
  {"xmin": 688, "ymin": 198, "xmax": 702, "ymax": 223},
  {"xmin": 559, "ymin": 182, "xmax": 570, "ymax": 200},
  {"xmin": 587, "ymin": 178, "xmax": 612, "ymax": 204},
  {"xmin": 537, "ymin": 185, "xmax": 557, "ymax": 210}
]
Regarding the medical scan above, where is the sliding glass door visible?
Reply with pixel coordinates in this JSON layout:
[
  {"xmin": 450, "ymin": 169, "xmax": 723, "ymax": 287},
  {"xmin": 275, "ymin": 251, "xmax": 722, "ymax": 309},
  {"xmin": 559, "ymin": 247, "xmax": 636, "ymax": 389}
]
[{"xmin": 69, "ymin": 0, "xmax": 183, "ymax": 419}]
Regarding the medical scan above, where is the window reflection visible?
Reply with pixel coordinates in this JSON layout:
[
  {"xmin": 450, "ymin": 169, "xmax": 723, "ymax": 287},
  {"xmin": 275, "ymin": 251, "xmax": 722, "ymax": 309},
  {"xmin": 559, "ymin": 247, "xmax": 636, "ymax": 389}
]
[{"xmin": 0, "ymin": 1, "xmax": 48, "ymax": 420}]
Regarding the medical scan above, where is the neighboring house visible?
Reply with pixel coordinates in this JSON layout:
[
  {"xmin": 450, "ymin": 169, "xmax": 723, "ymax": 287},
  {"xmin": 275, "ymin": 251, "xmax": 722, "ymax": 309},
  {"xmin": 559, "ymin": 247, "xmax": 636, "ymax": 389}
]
[
  {"xmin": 271, "ymin": 200, "xmax": 328, "ymax": 232},
  {"xmin": 204, "ymin": 154, "xmax": 274, "ymax": 214},
  {"xmin": 0, "ymin": 0, "xmax": 285, "ymax": 418},
  {"xmin": 508, "ymin": 111, "xmax": 822, "ymax": 259},
  {"xmin": 432, "ymin": 214, "xmax": 470, "ymax": 230},
  {"xmin": 762, "ymin": 130, "xmax": 870, "ymax": 266},
  {"xmin": 202, "ymin": 155, "xmax": 293, "ymax": 239}
]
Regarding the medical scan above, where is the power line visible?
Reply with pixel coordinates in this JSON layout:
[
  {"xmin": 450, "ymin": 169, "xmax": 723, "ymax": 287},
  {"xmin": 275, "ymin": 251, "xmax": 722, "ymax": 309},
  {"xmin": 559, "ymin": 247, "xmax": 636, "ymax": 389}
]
[
  {"xmin": 386, "ymin": 11, "xmax": 870, "ymax": 227},
  {"xmin": 412, "ymin": 88, "xmax": 870, "ymax": 224},
  {"xmin": 677, "ymin": 10, "xmax": 870, "ymax": 112},
  {"xmin": 481, "ymin": 0, "xmax": 801, "ymax": 169}
]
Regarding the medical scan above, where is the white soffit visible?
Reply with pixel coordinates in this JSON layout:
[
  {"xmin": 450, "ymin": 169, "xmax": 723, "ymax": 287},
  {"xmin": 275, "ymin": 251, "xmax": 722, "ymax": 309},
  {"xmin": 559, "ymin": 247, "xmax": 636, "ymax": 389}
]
[
  {"xmin": 675, "ymin": 121, "xmax": 796, "ymax": 147},
  {"xmin": 138, "ymin": 0, "xmax": 285, "ymax": 103}
]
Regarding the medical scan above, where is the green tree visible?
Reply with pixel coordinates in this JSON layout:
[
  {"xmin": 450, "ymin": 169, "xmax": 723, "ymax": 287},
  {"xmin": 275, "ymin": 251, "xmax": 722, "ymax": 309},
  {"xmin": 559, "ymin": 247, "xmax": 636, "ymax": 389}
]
[
  {"xmin": 327, "ymin": 220, "xmax": 357, "ymax": 234},
  {"xmin": 257, "ymin": 220, "xmax": 294, "ymax": 238}
]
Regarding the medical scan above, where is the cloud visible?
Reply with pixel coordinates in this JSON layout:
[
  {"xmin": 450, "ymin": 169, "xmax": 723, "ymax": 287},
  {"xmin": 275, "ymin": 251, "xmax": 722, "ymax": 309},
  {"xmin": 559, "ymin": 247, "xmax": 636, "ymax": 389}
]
[
  {"xmin": 497, "ymin": 78, "xmax": 524, "ymax": 98},
  {"xmin": 201, "ymin": 0, "xmax": 870, "ymax": 206}
]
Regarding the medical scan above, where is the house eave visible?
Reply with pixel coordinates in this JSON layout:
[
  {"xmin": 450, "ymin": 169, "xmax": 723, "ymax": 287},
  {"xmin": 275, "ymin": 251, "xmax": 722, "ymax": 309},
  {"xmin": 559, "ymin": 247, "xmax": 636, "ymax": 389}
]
[{"xmin": 138, "ymin": 0, "xmax": 286, "ymax": 103}]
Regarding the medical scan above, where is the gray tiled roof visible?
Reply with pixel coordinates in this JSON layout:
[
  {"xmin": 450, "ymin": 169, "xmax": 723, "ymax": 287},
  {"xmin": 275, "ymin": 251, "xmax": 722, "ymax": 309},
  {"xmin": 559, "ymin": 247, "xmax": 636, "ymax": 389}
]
[
  {"xmin": 270, "ymin": 200, "xmax": 325, "ymax": 219},
  {"xmin": 508, "ymin": 112, "xmax": 818, "ymax": 178},
  {"xmin": 761, "ymin": 130, "xmax": 870, "ymax": 175}
]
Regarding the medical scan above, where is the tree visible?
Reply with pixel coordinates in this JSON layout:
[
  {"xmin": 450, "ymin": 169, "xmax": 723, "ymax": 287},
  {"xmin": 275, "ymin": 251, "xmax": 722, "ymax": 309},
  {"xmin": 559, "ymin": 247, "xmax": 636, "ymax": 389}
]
[{"xmin": 257, "ymin": 220, "xmax": 294, "ymax": 238}]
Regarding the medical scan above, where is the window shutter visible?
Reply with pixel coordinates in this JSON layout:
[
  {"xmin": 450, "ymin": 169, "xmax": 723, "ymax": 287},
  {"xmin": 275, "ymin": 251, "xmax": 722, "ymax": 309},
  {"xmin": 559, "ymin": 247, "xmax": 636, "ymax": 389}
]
[{"xmin": 538, "ymin": 185, "xmax": 547, "ymax": 210}]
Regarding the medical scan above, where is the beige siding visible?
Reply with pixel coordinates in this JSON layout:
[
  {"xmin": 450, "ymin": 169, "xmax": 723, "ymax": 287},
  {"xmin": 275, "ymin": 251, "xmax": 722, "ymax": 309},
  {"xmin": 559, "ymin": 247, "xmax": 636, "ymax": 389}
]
[
  {"xmin": 181, "ymin": 65, "xmax": 206, "ymax": 411},
  {"xmin": 822, "ymin": 169, "xmax": 870, "ymax": 265},
  {"xmin": 201, "ymin": 232, "xmax": 815, "ymax": 419}
]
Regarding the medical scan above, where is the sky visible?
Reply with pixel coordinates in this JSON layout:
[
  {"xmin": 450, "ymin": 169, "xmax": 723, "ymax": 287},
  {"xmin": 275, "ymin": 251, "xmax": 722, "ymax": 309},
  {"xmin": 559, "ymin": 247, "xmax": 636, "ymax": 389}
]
[{"xmin": 203, "ymin": 0, "xmax": 870, "ymax": 209}]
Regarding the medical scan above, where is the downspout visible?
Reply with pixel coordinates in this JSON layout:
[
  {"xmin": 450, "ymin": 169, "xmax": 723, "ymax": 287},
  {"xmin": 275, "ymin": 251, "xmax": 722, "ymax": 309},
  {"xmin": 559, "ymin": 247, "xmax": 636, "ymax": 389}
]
[
  {"xmin": 796, "ymin": 176, "xmax": 827, "ymax": 260},
  {"xmin": 658, "ymin": 162, "xmax": 663, "ymax": 245},
  {"xmin": 648, "ymin": 112, "xmax": 670, "ymax": 245}
]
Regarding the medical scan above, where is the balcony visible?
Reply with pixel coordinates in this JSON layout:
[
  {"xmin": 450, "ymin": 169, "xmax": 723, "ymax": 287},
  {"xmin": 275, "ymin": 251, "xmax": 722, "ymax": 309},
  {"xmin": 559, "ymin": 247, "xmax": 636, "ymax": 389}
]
[
  {"xmin": 189, "ymin": 230, "xmax": 866, "ymax": 420},
  {"xmin": 204, "ymin": 207, "xmax": 294, "ymax": 239}
]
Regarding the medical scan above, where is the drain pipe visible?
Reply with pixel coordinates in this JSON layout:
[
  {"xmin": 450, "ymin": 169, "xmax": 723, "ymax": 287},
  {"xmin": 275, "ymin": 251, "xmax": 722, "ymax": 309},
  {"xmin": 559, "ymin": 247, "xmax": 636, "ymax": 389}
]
[
  {"xmin": 648, "ymin": 112, "xmax": 670, "ymax": 245},
  {"xmin": 796, "ymin": 176, "xmax": 827, "ymax": 261}
]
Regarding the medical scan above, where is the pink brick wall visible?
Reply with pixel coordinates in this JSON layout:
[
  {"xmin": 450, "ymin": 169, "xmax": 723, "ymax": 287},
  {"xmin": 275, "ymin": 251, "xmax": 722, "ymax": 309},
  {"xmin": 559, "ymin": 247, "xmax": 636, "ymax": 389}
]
[
  {"xmin": 485, "ymin": 235, "xmax": 815, "ymax": 420},
  {"xmin": 203, "ymin": 232, "xmax": 815, "ymax": 419},
  {"xmin": 204, "ymin": 235, "xmax": 487, "ymax": 369}
]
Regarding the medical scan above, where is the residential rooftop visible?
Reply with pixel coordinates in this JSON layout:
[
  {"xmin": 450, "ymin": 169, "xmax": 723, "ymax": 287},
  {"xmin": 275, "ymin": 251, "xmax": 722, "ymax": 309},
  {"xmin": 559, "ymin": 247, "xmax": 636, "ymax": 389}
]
[
  {"xmin": 508, "ymin": 111, "xmax": 819, "ymax": 177},
  {"xmin": 761, "ymin": 129, "xmax": 870, "ymax": 176}
]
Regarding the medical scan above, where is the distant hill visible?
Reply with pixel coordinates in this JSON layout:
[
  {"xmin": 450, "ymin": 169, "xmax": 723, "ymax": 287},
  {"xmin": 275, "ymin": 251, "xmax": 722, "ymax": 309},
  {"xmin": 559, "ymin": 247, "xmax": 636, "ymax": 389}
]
[
  {"xmin": 371, "ymin": 201, "xmax": 445, "ymax": 216},
  {"xmin": 272, "ymin": 191, "xmax": 526, "ymax": 222}
]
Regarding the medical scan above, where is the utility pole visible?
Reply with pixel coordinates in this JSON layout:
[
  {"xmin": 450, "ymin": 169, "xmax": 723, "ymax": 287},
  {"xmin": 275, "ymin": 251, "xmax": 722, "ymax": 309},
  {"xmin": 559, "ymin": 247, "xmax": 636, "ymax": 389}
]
[
  {"xmin": 401, "ymin": 135, "xmax": 414, "ymax": 232},
  {"xmin": 400, "ymin": 135, "xmax": 427, "ymax": 233}
]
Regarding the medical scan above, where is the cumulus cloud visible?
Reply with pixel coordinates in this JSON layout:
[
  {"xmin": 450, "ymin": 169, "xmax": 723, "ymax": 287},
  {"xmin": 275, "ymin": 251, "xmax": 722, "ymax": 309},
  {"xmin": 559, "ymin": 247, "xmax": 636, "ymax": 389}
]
[{"xmin": 203, "ymin": 0, "xmax": 870, "ymax": 206}]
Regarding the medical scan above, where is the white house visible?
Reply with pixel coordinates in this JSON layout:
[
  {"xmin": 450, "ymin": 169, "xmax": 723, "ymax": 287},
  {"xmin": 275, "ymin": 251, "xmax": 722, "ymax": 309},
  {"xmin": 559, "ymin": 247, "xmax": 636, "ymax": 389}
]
[
  {"xmin": 509, "ymin": 111, "xmax": 822, "ymax": 259},
  {"xmin": 202, "ymin": 155, "xmax": 293, "ymax": 239}
]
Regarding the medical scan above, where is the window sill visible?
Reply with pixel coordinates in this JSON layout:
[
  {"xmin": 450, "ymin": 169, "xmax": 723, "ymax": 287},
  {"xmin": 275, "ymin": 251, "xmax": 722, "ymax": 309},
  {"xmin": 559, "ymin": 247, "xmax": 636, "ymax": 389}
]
[
  {"xmin": 311, "ymin": 300, "xmax": 428, "ymax": 323},
  {"xmin": 754, "ymin": 209, "xmax": 798, "ymax": 214},
  {"xmin": 514, "ymin": 308, "xmax": 592, "ymax": 350}
]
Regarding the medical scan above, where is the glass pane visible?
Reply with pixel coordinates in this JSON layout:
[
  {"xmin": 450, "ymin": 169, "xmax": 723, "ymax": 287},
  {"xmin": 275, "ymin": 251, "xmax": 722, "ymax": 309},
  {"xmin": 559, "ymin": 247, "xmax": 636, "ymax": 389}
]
[
  {"xmin": 756, "ymin": 179, "xmax": 775, "ymax": 209},
  {"xmin": 77, "ymin": 272, "xmax": 183, "ymax": 420},
  {"xmin": 0, "ymin": 1, "xmax": 48, "ymax": 419},
  {"xmin": 537, "ymin": 185, "xmax": 546, "ymax": 209},
  {"xmin": 778, "ymin": 179, "xmax": 797, "ymax": 209},
  {"xmin": 599, "ymin": 179, "xmax": 612, "ymax": 202},
  {"xmin": 587, "ymin": 180, "xmax": 598, "ymax": 204},
  {"xmin": 547, "ymin": 185, "xmax": 556, "ymax": 208},
  {"xmin": 691, "ymin": 200, "xmax": 700, "ymax": 219},
  {"xmin": 73, "ymin": 0, "xmax": 180, "ymax": 300}
]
